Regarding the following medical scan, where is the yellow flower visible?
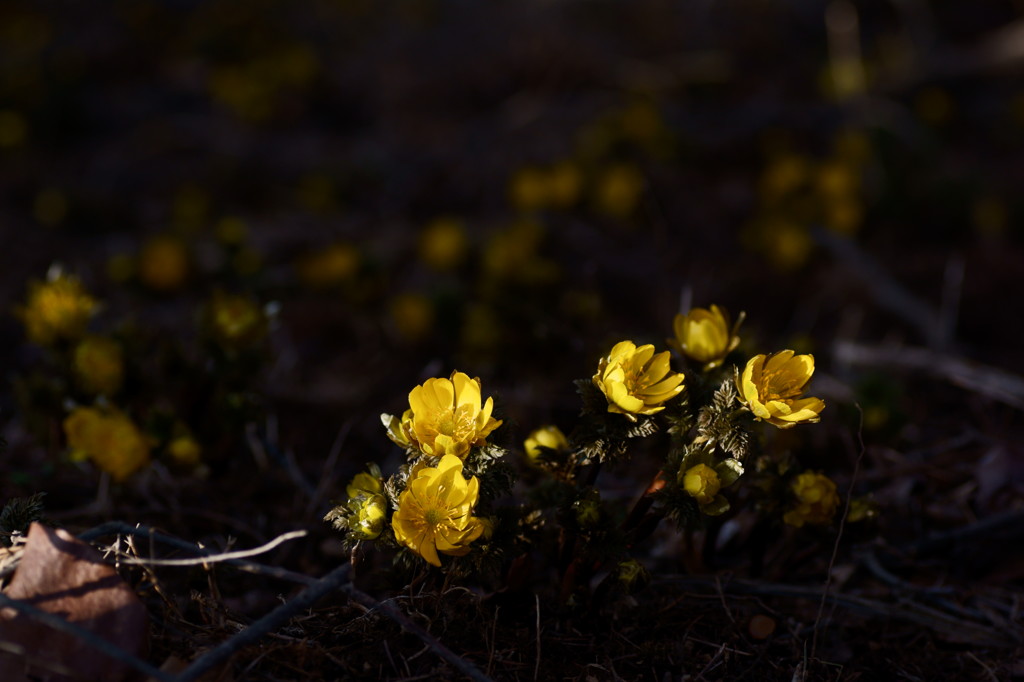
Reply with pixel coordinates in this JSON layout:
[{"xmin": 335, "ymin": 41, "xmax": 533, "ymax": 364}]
[
  {"xmin": 593, "ymin": 341, "xmax": 685, "ymax": 421},
  {"xmin": 138, "ymin": 234, "xmax": 189, "ymax": 292},
  {"xmin": 63, "ymin": 407, "xmax": 150, "ymax": 482},
  {"xmin": 73, "ymin": 336, "xmax": 123, "ymax": 396},
  {"xmin": 593, "ymin": 163, "xmax": 644, "ymax": 218},
  {"xmin": 205, "ymin": 291, "xmax": 268, "ymax": 349},
  {"xmin": 419, "ymin": 217, "xmax": 468, "ymax": 271},
  {"xmin": 737, "ymin": 350, "xmax": 825, "ymax": 428},
  {"xmin": 682, "ymin": 463, "xmax": 721, "ymax": 505},
  {"xmin": 346, "ymin": 470, "xmax": 382, "ymax": 499},
  {"xmin": 351, "ymin": 494, "xmax": 387, "ymax": 540},
  {"xmin": 508, "ymin": 166, "xmax": 548, "ymax": 212},
  {"xmin": 399, "ymin": 371, "xmax": 503, "ymax": 458},
  {"xmin": 784, "ymin": 472, "xmax": 839, "ymax": 527},
  {"xmin": 167, "ymin": 435, "xmax": 202, "ymax": 468},
  {"xmin": 672, "ymin": 305, "xmax": 743, "ymax": 370},
  {"xmin": 18, "ymin": 269, "xmax": 97, "ymax": 346},
  {"xmin": 523, "ymin": 425, "xmax": 570, "ymax": 467},
  {"xmin": 392, "ymin": 454, "xmax": 485, "ymax": 566},
  {"xmin": 297, "ymin": 242, "xmax": 360, "ymax": 289},
  {"xmin": 389, "ymin": 293, "xmax": 434, "ymax": 343}
]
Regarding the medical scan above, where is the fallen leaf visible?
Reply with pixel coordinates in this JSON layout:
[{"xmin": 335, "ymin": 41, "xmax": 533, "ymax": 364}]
[{"xmin": 0, "ymin": 522, "xmax": 148, "ymax": 682}]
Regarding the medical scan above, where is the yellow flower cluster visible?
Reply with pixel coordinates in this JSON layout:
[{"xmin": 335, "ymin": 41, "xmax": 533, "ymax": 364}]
[
  {"xmin": 392, "ymin": 455, "xmax": 486, "ymax": 567},
  {"xmin": 593, "ymin": 341, "xmax": 685, "ymax": 421},
  {"xmin": 784, "ymin": 472, "xmax": 839, "ymax": 527},
  {"xmin": 737, "ymin": 350, "xmax": 825, "ymax": 428},
  {"xmin": 384, "ymin": 371, "xmax": 502, "ymax": 459},
  {"xmin": 63, "ymin": 407, "xmax": 150, "ymax": 482},
  {"xmin": 673, "ymin": 305, "xmax": 743, "ymax": 370},
  {"xmin": 18, "ymin": 270, "xmax": 97, "ymax": 346}
]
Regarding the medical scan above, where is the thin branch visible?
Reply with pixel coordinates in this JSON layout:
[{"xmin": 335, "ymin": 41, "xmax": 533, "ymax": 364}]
[
  {"xmin": 0, "ymin": 591, "xmax": 174, "ymax": 682},
  {"xmin": 111, "ymin": 530, "xmax": 307, "ymax": 567},
  {"xmin": 813, "ymin": 228, "xmax": 941, "ymax": 347},
  {"xmin": 834, "ymin": 341, "xmax": 1024, "ymax": 411},
  {"xmin": 78, "ymin": 522, "xmax": 316, "ymax": 586}
]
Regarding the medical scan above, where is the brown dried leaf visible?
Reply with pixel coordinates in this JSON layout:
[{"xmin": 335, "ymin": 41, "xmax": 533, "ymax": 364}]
[{"xmin": 0, "ymin": 522, "xmax": 148, "ymax": 682}]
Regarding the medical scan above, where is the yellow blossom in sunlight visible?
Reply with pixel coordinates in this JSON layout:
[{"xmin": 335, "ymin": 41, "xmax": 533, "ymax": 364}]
[
  {"xmin": 351, "ymin": 494, "xmax": 387, "ymax": 540},
  {"xmin": 593, "ymin": 163, "xmax": 644, "ymax": 218},
  {"xmin": 396, "ymin": 371, "xmax": 503, "ymax": 458},
  {"xmin": 593, "ymin": 341, "xmax": 685, "ymax": 421},
  {"xmin": 138, "ymin": 234, "xmax": 189, "ymax": 292},
  {"xmin": 419, "ymin": 217, "xmax": 468, "ymax": 271},
  {"xmin": 167, "ymin": 435, "xmax": 202, "ymax": 468},
  {"xmin": 682, "ymin": 463, "xmax": 721, "ymax": 505},
  {"xmin": 64, "ymin": 407, "xmax": 150, "ymax": 482},
  {"xmin": 672, "ymin": 305, "xmax": 743, "ymax": 370},
  {"xmin": 784, "ymin": 471, "xmax": 839, "ymax": 527},
  {"xmin": 297, "ymin": 243, "xmax": 360, "ymax": 289},
  {"xmin": 524, "ymin": 425, "xmax": 570, "ymax": 467},
  {"xmin": 73, "ymin": 336, "xmax": 123, "ymax": 396},
  {"xmin": 206, "ymin": 291, "xmax": 268, "ymax": 349},
  {"xmin": 392, "ymin": 454, "xmax": 485, "ymax": 566},
  {"xmin": 346, "ymin": 470, "xmax": 382, "ymax": 499},
  {"xmin": 18, "ymin": 269, "xmax": 97, "ymax": 346},
  {"xmin": 737, "ymin": 351, "xmax": 825, "ymax": 428}
]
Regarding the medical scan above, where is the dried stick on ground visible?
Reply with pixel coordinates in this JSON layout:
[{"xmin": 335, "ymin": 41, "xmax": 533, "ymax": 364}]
[{"xmin": 834, "ymin": 341, "xmax": 1024, "ymax": 411}]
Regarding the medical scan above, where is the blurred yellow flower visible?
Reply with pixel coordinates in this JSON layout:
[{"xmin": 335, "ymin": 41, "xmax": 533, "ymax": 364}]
[
  {"xmin": 138, "ymin": 234, "xmax": 189, "ymax": 292},
  {"xmin": 0, "ymin": 109, "xmax": 28, "ymax": 147},
  {"xmin": 523, "ymin": 425, "xmax": 570, "ymax": 467},
  {"xmin": 392, "ymin": 454, "xmax": 485, "ymax": 566},
  {"xmin": 64, "ymin": 407, "xmax": 150, "ymax": 482},
  {"xmin": 419, "ymin": 217, "xmax": 468, "ymax": 271},
  {"xmin": 389, "ymin": 293, "xmax": 434, "ymax": 343},
  {"xmin": 547, "ymin": 161, "xmax": 582, "ymax": 209},
  {"xmin": 205, "ymin": 291, "xmax": 268, "ymax": 349},
  {"xmin": 508, "ymin": 166, "xmax": 548, "ymax": 212},
  {"xmin": 18, "ymin": 269, "xmax": 97, "ymax": 346},
  {"xmin": 784, "ymin": 471, "xmax": 839, "ymax": 527},
  {"xmin": 167, "ymin": 435, "xmax": 202, "ymax": 468},
  {"xmin": 682, "ymin": 463, "xmax": 720, "ymax": 505},
  {"xmin": 737, "ymin": 351, "xmax": 825, "ymax": 428},
  {"xmin": 593, "ymin": 341, "xmax": 685, "ymax": 421},
  {"xmin": 396, "ymin": 371, "xmax": 503, "ymax": 458},
  {"xmin": 593, "ymin": 163, "xmax": 644, "ymax": 218},
  {"xmin": 297, "ymin": 242, "xmax": 360, "ymax": 289},
  {"xmin": 73, "ymin": 336, "xmax": 123, "ymax": 396},
  {"xmin": 672, "ymin": 305, "xmax": 743, "ymax": 370}
]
